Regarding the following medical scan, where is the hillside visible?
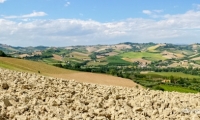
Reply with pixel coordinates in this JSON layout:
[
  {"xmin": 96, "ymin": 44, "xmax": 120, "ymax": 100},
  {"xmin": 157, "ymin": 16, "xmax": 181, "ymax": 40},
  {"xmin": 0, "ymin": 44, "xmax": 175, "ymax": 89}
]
[
  {"xmin": 0, "ymin": 57, "xmax": 137, "ymax": 87},
  {"xmin": 1, "ymin": 42, "xmax": 199, "ymax": 68},
  {"xmin": 0, "ymin": 68, "xmax": 200, "ymax": 119}
]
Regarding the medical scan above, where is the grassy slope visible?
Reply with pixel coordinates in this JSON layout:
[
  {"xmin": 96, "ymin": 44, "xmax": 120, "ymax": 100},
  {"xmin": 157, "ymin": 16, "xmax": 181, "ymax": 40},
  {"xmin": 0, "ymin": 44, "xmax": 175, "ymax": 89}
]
[
  {"xmin": 0, "ymin": 57, "xmax": 76, "ymax": 75},
  {"xmin": 147, "ymin": 72, "xmax": 200, "ymax": 79},
  {"xmin": 0, "ymin": 57, "xmax": 137, "ymax": 87},
  {"xmin": 147, "ymin": 45, "xmax": 160, "ymax": 52},
  {"xmin": 107, "ymin": 56, "xmax": 131, "ymax": 65},
  {"xmin": 159, "ymin": 85, "xmax": 198, "ymax": 93},
  {"xmin": 42, "ymin": 58, "xmax": 61, "ymax": 65},
  {"xmin": 195, "ymin": 60, "xmax": 200, "ymax": 64}
]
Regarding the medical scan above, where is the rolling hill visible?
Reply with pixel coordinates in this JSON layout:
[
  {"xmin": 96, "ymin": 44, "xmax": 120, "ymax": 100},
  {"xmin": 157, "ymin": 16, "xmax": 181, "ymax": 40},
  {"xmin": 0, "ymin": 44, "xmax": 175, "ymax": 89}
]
[{"xmin": 1, "ymin": 42, "xmax": 200, "ymax": 92}]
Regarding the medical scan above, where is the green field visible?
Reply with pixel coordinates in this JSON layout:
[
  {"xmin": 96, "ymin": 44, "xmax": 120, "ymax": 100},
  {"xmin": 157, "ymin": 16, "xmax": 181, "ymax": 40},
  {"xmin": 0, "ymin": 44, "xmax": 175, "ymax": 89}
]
[
  {"xmin": 147, "ymin": 45, "xmax": 160, "ymax": 52},
  {"xmin": 120, "ymin": 52, "xmax": 165, "ymax": 61},
  {"xmin": 194, "ymin": 60, "xmax": 200, "ymax": 65},
  {"xmin": 159, "ymin": 85, "xmax": 198, "ymax": 93},
  {"xmin": 146, "ymin": 72, "xmax": 200, "ymax": 79},
  {"xmin": 87, "ymin": 61, "xmax": 108, "ymax": 66},
  {"xmin": 42, "ymin": 58, "xmax": 61, "ymax": 64},
  {"xmin": 179, "ymin": 50, "xmax": 194, "ymax": 56},
  {"xmin": 107, "ymin": 56, "xmax": 131, "ymax": 65}
]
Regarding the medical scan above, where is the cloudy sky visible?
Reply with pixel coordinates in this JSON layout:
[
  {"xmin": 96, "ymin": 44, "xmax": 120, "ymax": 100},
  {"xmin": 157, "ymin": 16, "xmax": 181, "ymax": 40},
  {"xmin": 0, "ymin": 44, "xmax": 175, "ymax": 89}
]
[{"xmin": 0, "ymin": 0, "xmax": 200, "ymax": 46}]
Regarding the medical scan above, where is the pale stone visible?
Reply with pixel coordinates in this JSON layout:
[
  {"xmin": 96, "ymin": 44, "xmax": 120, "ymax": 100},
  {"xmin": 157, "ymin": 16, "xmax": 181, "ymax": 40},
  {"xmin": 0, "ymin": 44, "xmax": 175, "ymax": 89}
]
[
  {"xmin": 0, "ymin": 68, "xmax": 200, "ymax": 119},
  {"xmin": 192, "ymin": 114, "xmax": 200, "ymax": 120}
]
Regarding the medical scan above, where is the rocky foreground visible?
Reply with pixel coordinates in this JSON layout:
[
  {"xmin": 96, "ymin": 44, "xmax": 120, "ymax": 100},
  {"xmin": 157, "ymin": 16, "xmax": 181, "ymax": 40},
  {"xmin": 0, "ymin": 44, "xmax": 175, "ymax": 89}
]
[{"xmin": 0, "ymin": 68, "xmax": 200, "ymax": 120}]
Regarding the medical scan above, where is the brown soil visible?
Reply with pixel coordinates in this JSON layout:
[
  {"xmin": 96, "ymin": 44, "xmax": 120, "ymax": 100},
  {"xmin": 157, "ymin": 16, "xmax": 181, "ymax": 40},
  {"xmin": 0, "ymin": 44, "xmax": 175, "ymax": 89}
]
[
  {"xmin": 71, "ymin": 52, "xmax": 89, "ymax": 56},
  {"xmin": 50, "ymin": 72, "xmax": 138, "ymax": 88},
  {"xmin": 105, "ymin": 52, "xmax": 119, "ymax": 56},
  {"xmin": 32, "ymin": 51, "xmax": 42, "ymax": 55},
  {"xmin": 162, "ymin": 51, "xmax": 184, "ymax": 59},
  {"xmin": 19, "ymin": 54, "xmax": 30, "ymax": 58},
  {"xmin": 86, "ymin": 47, "xmax": 97, "ymax": 52},
  {"xmin": 52, "ymin": 54, "xmax": 63, "ymax": 61},
  {"xmin": 113, "ymin": 44, "xmax": 132, "ymax": 50},
  {"xmin": 96, "ymin": 55, "xmax": 105, "ymax": 59},
  {"xmin": 192, "ymin": 57, "xmax": 200, "ymax": 60}
]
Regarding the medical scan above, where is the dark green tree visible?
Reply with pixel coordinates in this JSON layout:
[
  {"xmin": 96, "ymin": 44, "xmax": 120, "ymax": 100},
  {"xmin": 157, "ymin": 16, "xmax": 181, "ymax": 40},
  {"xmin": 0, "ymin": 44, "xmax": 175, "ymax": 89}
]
[{"xmin": 0, "ymin": 50, "xmax": 7, "ymax": 57}]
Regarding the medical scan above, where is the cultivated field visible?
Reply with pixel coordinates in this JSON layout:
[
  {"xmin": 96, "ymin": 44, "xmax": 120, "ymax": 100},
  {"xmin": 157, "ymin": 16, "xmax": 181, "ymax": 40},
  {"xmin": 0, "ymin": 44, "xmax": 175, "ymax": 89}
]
[
  {"xmin": 105, "ymin": 52, "xmax": 119, "ymax": 56},
  {"xmin": 120, "ymin": 52, "xmax": 166, "ymax": 61},
  {"xmin": 52, "ymin": 54, "xmax": 63, "ymax": 61},
  {"xmin": 86, "ymin": 46, "xmax": 97, "ymax": 52},
  {"xmin": 147, "ymin": 44, "xmax": 165, "ymax": 52},
  {"xmin": 112, "ymin": 44, "xmax": 132, "ymax": 50},
  {"xmin": 192, "ymin": 57, "xmax": 200, "ymax": 61},
  {"xmin": 159, "ymin": 85, "xmax": 198, "ymax": 93},
  {"xmin": 145, "ymin": 72, "xmax": 200, "ymax": 79},
  {"xmin": 70, "ymin": 52, "xmax": 90, "ymax": 60},
  {"xmin": 0, "ymin": 57, "xmax": 137, "ymax": 87},
  {"xmin": 51, "ymin": 72, "xmax": 137, "ymax": 88},
  {"xmin": 107, "ymin": 56, "xmax": 131, "ymax": 65},
  {"xmin": 122, "ymin": 58, "xmax": 151, "ymax": 64}
]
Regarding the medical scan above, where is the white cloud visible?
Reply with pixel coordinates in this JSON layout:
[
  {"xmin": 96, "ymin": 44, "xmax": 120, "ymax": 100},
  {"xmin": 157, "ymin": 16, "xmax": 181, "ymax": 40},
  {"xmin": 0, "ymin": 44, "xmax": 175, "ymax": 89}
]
[
  {"xmin": 1, "ymin": 9, "xmax": 200, "ymax": 46},
  {"xmin": 3, "ymin": 11, "xmax": 47, "ymax": 19},
  {"xmin": 0, "ymin": 0, "xmax": 6, "ymax": 3},
  {"xmin": 197, "ymin": 4, "xmax": 200, "ymax": 10},
  {"xmin": 22, "ymin": 11, "xmax": 47, "ymax": 18},
  {"xmin": 153, "ymin": 10, "xmax": 163, "ymax": 13},
  {"xmin": 193, "ymin": 4, "xmax": 200, "ymax": 10},
  {"xmin": 65, "ymin": 2, "xmax": 70, "ymax": 7},
  {"xmin": 143, "ymin": 10, "xmax": 152, "ymax": 15},
  {"xmin": 3, "ymin": 15, "xmax": 18, "ymax": 19},
  {"xmin": 143, "ymin": 9, "xmax": 163, "ymax": 18}
]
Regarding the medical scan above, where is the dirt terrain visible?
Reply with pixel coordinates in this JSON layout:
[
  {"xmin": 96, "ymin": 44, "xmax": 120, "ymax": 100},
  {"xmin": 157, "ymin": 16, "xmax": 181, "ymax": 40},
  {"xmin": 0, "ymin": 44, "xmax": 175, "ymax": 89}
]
[
  {"xmin": 0, "ymin": 68, "xmax": 200, "ymax": 119},
  {"xmin": 123, "ymin": 58, "xmax": 151, "ymax": 64},
  {"xmin": 52, "ymin": 54, "xmax": 63, "ymax": 61},
  {"xmin": 113, "ymin": 44, "xmax": 132, "ymax": 50},
  {"xmin": 86, "ymin": 46, "xmax": 97, "ymax": 53},
  {"xmin": 51, "ymin": 72, "xmax": 137, "ymax": 88},
  {"xmin": 192, "ymin": 57, "xmax": 200, "ymax": 61},
  {"xmin": 161, "ymin": 51, "xmax": 184, "ymax": 59}
]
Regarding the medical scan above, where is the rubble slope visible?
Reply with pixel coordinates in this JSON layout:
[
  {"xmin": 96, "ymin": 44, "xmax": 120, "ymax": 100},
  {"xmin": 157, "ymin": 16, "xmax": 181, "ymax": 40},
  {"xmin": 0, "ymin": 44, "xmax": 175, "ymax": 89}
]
[{"xmin": 0, "ymin": 68, "xmax": 200, "ymax": 120}]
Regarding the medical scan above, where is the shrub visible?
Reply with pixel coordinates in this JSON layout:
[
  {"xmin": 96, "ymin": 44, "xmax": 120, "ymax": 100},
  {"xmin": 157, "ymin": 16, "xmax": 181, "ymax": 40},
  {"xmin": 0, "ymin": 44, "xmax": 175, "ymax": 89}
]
[{"xmin": 153, "ymin": 86, "xmax": 164, "ymax": 91}]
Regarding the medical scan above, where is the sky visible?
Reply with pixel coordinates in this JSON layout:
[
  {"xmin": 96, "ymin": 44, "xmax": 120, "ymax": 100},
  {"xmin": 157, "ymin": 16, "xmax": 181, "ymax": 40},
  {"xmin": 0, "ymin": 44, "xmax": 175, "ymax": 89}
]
[{"xmin": 0, "ymin": 0, "xmax": 200, "ymax": 46}]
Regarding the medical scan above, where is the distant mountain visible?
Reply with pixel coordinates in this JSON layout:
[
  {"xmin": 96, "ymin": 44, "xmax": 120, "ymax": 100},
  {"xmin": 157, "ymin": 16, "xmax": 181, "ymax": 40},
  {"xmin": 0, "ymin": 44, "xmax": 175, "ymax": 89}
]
[{"xmin": 0, "ymin": 43, "xmax": 49, "ymax": 54}]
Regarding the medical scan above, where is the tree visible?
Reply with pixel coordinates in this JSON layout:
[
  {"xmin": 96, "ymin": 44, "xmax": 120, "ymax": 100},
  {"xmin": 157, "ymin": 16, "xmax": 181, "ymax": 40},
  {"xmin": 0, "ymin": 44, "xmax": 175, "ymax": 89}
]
[
  {"xmin": 0, "ymin": 50, "xmax": 7, "ymax": 57},
  {"xmin": 109, "ymin": 69, "xmax": 117, "ymax": 75},
  {"xmin": 89, "ymin": 53, "xmax": 97, "ymax": 60},
  {"xmin": 169, "ymin": 75, "xmax": 175, "ymax": 83}
]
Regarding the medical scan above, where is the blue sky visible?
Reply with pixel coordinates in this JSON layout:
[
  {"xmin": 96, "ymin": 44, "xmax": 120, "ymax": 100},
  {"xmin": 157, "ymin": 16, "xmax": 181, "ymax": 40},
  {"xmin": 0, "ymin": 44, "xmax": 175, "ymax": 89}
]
[{"xmin": 0, "ymin": 0, "xmax": 200, "ymax": 46}]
